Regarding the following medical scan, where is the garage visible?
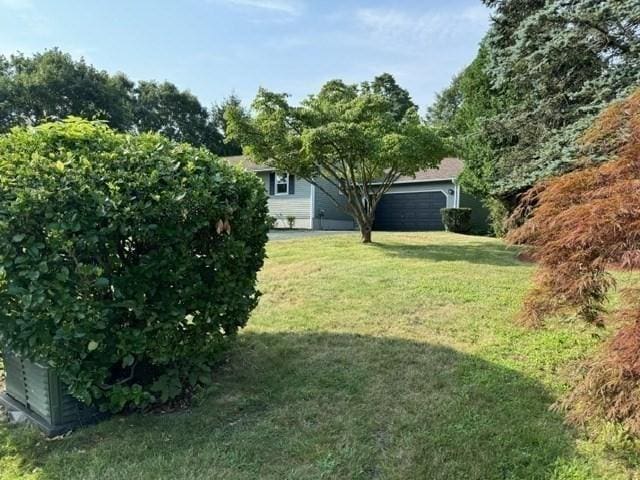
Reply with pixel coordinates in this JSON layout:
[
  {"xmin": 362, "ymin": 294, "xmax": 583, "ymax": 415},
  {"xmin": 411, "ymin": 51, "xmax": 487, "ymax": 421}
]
[{"xmin": 373, "ymin": 191, "xmax": 447, "ymax": 231}]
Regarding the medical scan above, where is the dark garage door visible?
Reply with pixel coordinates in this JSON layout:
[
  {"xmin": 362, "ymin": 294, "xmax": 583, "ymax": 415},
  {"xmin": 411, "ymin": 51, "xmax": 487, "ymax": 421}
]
[{"xmin": 374, "ymin": 191, "xmax": 446, "ymax": 231}]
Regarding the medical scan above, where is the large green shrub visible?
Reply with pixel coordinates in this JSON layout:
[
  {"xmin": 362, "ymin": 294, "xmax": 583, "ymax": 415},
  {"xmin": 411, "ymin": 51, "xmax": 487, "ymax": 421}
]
[
  {"xmin": 0, "ymin": 118, "xmax": 269, "ymax": 412},
  {"xmin": 440, "ymin": 208, "xmax": 472, "ymax": 234}
]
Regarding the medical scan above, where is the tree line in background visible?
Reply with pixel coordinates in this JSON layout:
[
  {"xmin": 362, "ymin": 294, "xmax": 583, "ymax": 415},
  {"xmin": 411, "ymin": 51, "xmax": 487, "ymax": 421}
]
[
  {"xmin": 0, "ymin": 49, "xmax": 241, "ymax": 156},
  {"xmin": 428, "ymin": 0, "xmax": 639, "ymax": 234}
]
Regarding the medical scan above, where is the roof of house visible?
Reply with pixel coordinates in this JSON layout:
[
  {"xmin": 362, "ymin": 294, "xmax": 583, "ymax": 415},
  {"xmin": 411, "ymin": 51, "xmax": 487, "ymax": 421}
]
[
  {"xmin": 223, "ymin": 155, "xmax": 463, "ymax": 182},
  {"xmin": 394, "ymin": 157, "xmax": 463, "ymax": 183}
]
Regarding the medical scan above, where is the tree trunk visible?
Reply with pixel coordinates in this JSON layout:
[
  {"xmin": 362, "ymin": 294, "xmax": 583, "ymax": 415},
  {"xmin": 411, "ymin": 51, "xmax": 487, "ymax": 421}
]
[{"xmin": 359, "ymin": 220, "xmax": 373, "ymax": 244}]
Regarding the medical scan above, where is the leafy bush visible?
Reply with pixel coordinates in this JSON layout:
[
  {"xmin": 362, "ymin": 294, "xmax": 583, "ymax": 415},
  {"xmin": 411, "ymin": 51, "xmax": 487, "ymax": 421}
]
[
  {"xmin": 266, "ymin": 215, "xmax": 278, "ymax": 229},
  {"xmin": 0, "ymin": 118, "xmax": 269, "ymax": 412},
  {"xmin": 440, "ymin": 208, "xmax": 472, "ymax": 234},
  {"xmin": 286, "ymin": 216, "xmax": 296, "ymax": 229}
]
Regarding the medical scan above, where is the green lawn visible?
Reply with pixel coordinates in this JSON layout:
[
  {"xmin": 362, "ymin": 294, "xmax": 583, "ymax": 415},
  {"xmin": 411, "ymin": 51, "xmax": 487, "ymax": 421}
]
[{"xmin": 1, "ymin": 232, "xmax": 639, "ymax": 479}]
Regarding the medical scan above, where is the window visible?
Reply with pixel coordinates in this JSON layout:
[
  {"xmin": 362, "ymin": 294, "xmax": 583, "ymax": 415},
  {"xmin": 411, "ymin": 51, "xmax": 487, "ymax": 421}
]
[{"xmin": 276, "ymin": 173, "xmax": 289, "ymax": 195}]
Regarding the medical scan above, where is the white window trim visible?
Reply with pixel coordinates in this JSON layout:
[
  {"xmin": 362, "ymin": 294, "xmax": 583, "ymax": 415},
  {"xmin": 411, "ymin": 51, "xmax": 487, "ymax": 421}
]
[{"xmin": 275, "ymin": 173, "xmax": 289, "ymax": 196}]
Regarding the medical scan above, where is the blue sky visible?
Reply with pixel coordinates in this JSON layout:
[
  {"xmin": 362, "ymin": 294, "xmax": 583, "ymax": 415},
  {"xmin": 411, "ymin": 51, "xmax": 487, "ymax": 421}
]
[{"xmin": 0, "ymin": 0, "xmax": 491, "ymax": 113}]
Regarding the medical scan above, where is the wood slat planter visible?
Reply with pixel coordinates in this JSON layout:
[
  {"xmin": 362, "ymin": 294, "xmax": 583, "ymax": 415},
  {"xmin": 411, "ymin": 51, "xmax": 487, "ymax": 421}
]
[{"xmin": 0, "ymin": 349, "xmax": 105, "ymax": 436}]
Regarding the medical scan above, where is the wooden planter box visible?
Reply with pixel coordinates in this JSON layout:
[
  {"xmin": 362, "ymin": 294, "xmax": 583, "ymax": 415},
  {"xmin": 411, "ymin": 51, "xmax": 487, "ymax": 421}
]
[{"xmin": 0, "ymin": 349, "xmax": 104, "ymax": 436}]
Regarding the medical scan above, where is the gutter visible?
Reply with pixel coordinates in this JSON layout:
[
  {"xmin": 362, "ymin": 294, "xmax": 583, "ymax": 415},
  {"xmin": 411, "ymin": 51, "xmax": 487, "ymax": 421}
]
[{"xmin": 369, "ymin": 177, "xmax": 458, "ymax": 186}]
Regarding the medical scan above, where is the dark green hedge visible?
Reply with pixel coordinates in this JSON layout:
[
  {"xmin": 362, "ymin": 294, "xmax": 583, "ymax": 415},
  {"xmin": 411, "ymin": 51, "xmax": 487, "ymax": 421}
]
[
  {"xmin": 0, "ymin": 118, "xmax": 269, "ymax": 412},
  {"xmin": 441, "ymin": 208, "xmax": 472, "ymax": 234}
]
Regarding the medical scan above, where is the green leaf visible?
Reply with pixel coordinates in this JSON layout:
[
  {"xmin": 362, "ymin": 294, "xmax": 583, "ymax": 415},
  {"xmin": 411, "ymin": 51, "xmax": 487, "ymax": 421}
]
[
  {"xmin": 95, "ymin": 277, "xmax": 109, "ymax": 288},
  {"xmin": 55, "ymin": 267, "xmax": 70, "ymax": 281},
  {"xmin": 122, "ymin": 354, "xmax": 134, "ymax": 367},
  {"xmin": 88, "ymin": 340, "xmax": 99, "ymax": 352},
  {"xmin": 12, "ymin": 234, "xmax": 25, "ymax": 243}
]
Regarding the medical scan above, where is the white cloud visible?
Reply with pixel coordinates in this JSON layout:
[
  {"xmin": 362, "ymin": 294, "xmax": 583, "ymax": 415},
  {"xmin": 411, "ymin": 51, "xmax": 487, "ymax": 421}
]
[
  {"xmin": 218, "ymin": 0, "xmax": 302, "ymax": 15},
  {"xmin": 355, "ymin": 5, "xmax": 489, "ymax": 47}
]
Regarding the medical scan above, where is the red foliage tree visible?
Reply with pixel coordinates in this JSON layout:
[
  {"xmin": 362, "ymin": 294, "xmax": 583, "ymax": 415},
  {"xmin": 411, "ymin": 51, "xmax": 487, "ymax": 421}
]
[{"xmin": 507, "ymin": 88, "xmax": 640, "ymax": 431}]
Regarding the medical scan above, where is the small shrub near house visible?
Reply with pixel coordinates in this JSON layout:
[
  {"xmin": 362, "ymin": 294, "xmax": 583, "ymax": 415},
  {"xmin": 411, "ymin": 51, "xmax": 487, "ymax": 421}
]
[
  {"xmin": 441, "ymin": 208, "xmax": 472, "ymax": 233},
  {"xmin": 0, "ymin": 118, "xmax": 269, "ymax": 412}
]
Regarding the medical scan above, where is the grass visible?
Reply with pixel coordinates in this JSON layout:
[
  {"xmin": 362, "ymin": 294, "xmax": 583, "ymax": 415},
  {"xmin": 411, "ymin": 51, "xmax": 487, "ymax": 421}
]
[{"xmin": 1, "ymin": 232, "xmax": 639, "ymax": 479}]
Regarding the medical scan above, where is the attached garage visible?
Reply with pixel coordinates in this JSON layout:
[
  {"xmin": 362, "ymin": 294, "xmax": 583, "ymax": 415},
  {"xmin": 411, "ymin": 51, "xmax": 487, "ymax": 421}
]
[
  {"xmin": 374, "ymin": 190, "xmax": 447, "ymax": 231},
  {"xmin": 369, "ymin": 158, "xmax": 493, "ymax": 232}
]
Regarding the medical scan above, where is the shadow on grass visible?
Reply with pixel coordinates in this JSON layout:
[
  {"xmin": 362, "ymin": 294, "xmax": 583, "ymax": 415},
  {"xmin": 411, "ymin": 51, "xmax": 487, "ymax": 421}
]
[
  {"xmin": 1, "ymin": 332, "xmax": 575, "ymax": 480},
  {"xmin": 373, "ymin": 239, "xmax": 524, "ymax": 267}
]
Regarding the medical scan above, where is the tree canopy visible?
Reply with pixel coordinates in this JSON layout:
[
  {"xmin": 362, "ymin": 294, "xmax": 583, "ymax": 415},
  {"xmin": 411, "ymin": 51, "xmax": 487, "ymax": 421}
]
[
  {"xmin": 225, "ymin": 75, "xmax": 448, "ymax": 243},
  {"xmin": 362, "ymin": 72, "xmax": 417, "ymax": 122},
  {"xmin": 212, "ymin": 94, "xmax": 244, "ymax": 156},
  {"xmin": 429, "ymin": 0, "xmax": 640, "ymax": 225},
  {"xmin": 0, "ymin": 50, "xmax": 134, "ymax": 132},
  {"xmin": 133, "ymin": 80, "xmax": 224, "ymax": 153},
  {"xmin": 0, "ymin": 49, "xmax": 238, "ymax": 156},
  {"xmin": 427, "ymin": 44, "xmax": 501, "ymax": 198}
]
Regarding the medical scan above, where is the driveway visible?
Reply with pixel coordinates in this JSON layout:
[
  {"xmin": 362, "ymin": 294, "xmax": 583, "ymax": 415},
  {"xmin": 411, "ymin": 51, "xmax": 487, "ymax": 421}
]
[{"xmin": 268, "ymin": 229, "xmax": 357, "ymax": 241}]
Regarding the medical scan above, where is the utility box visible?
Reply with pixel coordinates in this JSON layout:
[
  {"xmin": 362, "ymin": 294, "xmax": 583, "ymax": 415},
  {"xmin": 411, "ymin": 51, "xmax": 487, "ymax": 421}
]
[{"xmin": 0, "ymin": 349, "xmax": 104, "ymax": 436}]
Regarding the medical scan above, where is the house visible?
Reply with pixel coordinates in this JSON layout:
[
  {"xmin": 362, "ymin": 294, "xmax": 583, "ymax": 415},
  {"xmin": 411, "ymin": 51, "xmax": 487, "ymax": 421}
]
[{"xmin": 225, "ymin": 156, "xmax": 488, "ymax": 231}]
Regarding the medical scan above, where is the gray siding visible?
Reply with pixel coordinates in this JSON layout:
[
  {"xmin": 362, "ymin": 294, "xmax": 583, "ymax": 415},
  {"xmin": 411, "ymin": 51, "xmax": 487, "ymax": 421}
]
[
  {"xmin": 313, "ymin": 178, "xmax": 354, "ymax": 230},
  {"xmin": 258, "ymin": 172, "xmax": 313, "ymax": 229},
  {"xmin": 384, "ymin": 180, "xmax": 456, "ymax": 208},
  {"xmin": 459, "ymin": 190, "xmax": 490, "ymax": 233}
]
